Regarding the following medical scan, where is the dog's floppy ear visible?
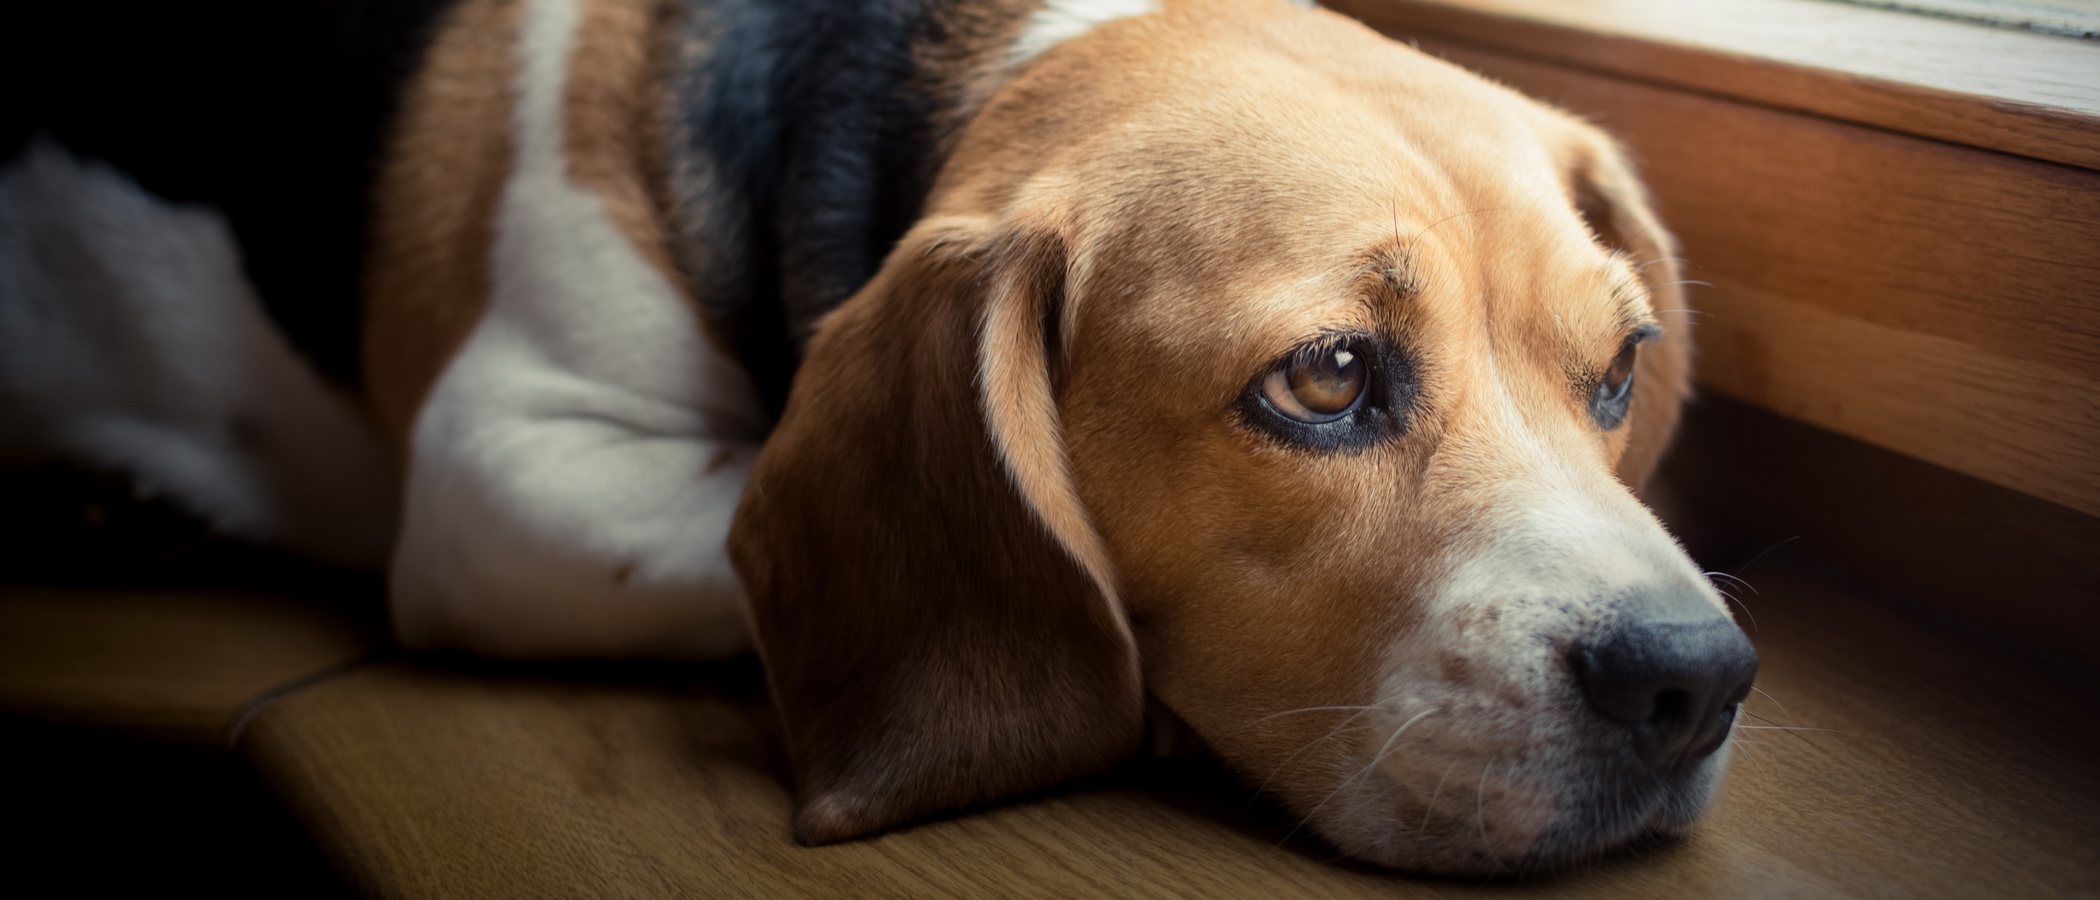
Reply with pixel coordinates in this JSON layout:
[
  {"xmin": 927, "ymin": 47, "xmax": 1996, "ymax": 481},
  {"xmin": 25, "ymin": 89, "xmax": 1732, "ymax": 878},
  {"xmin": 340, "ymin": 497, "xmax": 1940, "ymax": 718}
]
[
  {"xmin": 728, "ymin": 213, "xmax": 1144, "ymax": 844},
  {"xmin": 1563, "ymin": 128, "xmax": 1695, "ymax": 494}
]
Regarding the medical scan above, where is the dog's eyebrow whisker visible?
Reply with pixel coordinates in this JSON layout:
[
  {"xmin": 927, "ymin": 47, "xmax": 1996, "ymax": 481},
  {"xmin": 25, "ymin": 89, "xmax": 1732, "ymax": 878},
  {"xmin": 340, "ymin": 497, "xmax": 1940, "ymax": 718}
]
[
  {"xmin": 1276, "ymin": 707, "xmax": 1441, "ymax": 846},
  {"xmin": 1403, "ymin": 204, "xmax": 1534, "ymax": 256},
  {"xmin": 1634, "ymin": 255, "xmax": 1690, "ymax": 272}
]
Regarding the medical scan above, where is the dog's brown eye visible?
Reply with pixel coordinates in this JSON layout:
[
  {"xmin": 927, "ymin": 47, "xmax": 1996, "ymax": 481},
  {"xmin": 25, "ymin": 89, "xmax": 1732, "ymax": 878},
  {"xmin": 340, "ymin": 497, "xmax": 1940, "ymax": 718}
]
[
  {"xmin": 1241, "ymin": 335, "xmax": 1409, "ymax": 451},
  {"xmin": 1261, "ymin": 346, "xmax": 1366, "ymax": 423}
]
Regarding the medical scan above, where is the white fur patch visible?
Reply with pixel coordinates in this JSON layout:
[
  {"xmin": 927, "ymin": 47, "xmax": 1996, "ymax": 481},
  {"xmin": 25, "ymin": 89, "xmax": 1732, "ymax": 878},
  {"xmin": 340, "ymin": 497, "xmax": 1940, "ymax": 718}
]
[
  {"xmin": 0, "ymin": 140, "xmax": 398, "ymax": 566},
  {"xmin": 1435, "ymin": 351, "xmax": 1684, "ymax": 603},
  {"xmin": 389, "ymin": 0, "xmax": 767, "ymax": 659},
  {"xmin": 1009, "ymin": 0, "xmax": 1161, "ymax": 65}
]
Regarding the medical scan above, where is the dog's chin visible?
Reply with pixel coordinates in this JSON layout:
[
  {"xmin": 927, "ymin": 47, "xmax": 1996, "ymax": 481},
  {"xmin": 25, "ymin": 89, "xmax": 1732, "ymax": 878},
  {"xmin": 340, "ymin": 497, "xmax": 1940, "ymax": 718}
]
[{"xmin": 1312, "ymin": 743, "xmax": 1732, "ymax": 876}]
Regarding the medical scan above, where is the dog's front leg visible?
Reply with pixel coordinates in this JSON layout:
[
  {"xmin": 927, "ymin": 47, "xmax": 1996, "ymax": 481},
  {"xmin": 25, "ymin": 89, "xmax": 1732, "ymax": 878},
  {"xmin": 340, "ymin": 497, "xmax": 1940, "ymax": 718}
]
[{"xmin": 389, "ymin": 350, "xmax": 761, "ymax": 660}]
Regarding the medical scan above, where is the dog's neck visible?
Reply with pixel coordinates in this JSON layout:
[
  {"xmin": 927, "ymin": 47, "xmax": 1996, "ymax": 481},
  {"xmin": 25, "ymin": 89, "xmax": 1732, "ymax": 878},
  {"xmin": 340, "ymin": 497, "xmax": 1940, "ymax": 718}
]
[{"xmin": 659, "ymin": 0, "xmax": 1158, "ymax": 413}]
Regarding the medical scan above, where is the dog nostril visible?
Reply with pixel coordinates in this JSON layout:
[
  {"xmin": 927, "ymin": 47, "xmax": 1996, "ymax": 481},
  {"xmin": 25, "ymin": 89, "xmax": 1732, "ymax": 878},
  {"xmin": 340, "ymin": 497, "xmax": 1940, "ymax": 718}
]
[
  {"xmin": 1651, "ymin": 688, "xmax": 1690, "ymax": 724},
  {"xmin": 1575, "ymin": 620, "xmax": 1759, "ymax": 770}
]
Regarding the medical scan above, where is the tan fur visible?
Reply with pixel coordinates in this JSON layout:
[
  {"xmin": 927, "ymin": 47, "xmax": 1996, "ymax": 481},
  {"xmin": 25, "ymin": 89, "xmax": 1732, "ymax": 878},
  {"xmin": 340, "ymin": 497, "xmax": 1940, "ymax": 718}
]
[
  {"xmin": 562, "ymin": 0, "xmax": 683, "ymax": 284},
  {"xmin": 732, "ymin": 0, "xmax": 1706, "ymax": 869},
  {"xmin": 361, "ymin": 0, "xmax": 519, "ymax": 444},
  {"xmin": 1557, "ymin": 127, "xmax": 1696, "ymax": 493}
]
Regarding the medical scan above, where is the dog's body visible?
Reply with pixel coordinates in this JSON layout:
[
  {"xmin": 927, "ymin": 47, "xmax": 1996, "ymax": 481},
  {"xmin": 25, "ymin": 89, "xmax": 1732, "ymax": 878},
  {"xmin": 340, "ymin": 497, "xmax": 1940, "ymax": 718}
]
[
  {"xmin": 1, "ymin": 0, "xmax": 1756, "ymax": 873},
  {"xmin": 4, "ymin": 0, "xmax": 1101, "ymax": 654}
]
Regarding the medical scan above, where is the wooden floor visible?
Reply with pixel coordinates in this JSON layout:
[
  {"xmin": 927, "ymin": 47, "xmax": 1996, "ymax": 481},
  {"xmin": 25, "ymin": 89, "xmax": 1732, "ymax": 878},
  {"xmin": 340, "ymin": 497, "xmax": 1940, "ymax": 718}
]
[
  {"xmin": 9, "ymin": 556, "xmax": 2063, "ymax": 898},
  {"xmin": 3, "ymin": 466, "xmax": 2097, "ymax": 898}
]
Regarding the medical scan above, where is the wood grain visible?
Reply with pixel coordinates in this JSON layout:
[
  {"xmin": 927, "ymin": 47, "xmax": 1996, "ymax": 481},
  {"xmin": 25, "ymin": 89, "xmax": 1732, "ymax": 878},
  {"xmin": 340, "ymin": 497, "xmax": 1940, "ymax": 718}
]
[
  {"xmin": 0, "ymin": 587, "xmax": 378, "ymax": 745},
  {"xmin": 1324, "ymin": 0, "xmax": 2100, "ymax": 171},
  {"xmin": 234, "ymin": 559, "xmax": 2100, "ymax": 898},
  {"xmin": 1389, "ymin": 39, "xmax": 2100, "ymax": 517}
]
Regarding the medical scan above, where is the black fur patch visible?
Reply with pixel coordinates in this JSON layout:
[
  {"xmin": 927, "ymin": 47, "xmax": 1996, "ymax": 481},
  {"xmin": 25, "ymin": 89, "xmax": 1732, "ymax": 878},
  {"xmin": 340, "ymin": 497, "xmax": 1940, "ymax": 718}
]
[
  {"xmin": 667, "ymin": 0, "xmax": 949, "ymax": 415},
  {"xmin": 6, "ymin": 0, "xmax": 983, "ymax": 412}
]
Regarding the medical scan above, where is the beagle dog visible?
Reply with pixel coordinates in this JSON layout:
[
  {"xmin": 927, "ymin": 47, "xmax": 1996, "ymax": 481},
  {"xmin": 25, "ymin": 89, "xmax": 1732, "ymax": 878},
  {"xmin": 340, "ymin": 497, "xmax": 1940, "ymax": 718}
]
[{"xmin": 0, "ymin": 0, "xmax": 1756, "ymax": 874}]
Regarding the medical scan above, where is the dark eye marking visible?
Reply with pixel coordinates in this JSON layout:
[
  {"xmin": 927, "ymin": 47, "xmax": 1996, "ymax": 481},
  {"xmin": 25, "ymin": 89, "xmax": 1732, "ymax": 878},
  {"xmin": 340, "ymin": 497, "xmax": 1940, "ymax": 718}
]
[
  {"xmin": 1591, "ymin": 324, "xmax": 1660, "ymax": 430},
  {"xmin": 1240, "ymin": 333, "xmax": 1415, "ymax": 452}
]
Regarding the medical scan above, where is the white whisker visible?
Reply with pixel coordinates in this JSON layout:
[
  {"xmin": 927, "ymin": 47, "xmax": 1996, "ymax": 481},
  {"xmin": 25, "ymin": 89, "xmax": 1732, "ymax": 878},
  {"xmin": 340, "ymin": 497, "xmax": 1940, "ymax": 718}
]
[
  {"xmin": 1729, "ymin": 736, "xmax": 1772, "ymax": 781},
  {"xmin": 1735, "ymin": 535, "xmax": 1803, "ymax": 578},
  {"xmin": 1243, "ymin": 704, "xmax": 1383, "ymax": 810},
  {"xmin": 1749, "ymin": 686, "xmax": 1796, "ymax": 722},
  {"xmin": 1712, "ymin": 586, "xmax": 1760, "ymax": 632},
  {"xmin": 1356, "ymin": 708, "xmax": 1440, "ymax": 782},
  {"xmin": 1707, "ymin": 570, "xmax": 1761, "ymax": 596},
  {"xmin": 1474, "ymin": 763, "xmax": 1493, "ymax": 847},
  {"xmin": 1419, "ymin": 759, "xmax": 1461, "ymax": 833},
  {"xmin": 1653, "ymin": 307, "xmax": 1711, "ymax": 319},
  {"xmin": 1278, "ymin": 707, "xmax": 1440, "ymax": 845},
  {"xmin": 1248, "ymin": 704, "xmax": 1382, "ymax": 726}
]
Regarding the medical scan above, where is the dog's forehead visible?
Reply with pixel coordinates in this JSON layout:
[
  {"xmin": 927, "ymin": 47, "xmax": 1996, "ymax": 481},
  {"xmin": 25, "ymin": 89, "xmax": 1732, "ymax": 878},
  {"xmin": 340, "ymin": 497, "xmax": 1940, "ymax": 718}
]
[
  {"xmin": 987, "ymin": 7, "xmax": 1639, "ymax": 397},
  {"xmin": 1072, "ymin": 161, "xmax": 1624, "ymax": 396},
  {"xmin": 1056, "ymin": 35, "xmax": 1602, "ymax": 306},
  {"xmin": 1069, "ymin": 38, "xmax": 1560, "ymax": 218}
]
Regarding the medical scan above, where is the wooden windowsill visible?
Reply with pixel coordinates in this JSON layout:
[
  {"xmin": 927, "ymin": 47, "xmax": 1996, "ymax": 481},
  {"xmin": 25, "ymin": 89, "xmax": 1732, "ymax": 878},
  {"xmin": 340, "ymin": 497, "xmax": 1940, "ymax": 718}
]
[{"xmin": 1322, "ymin": 0, "xmax": 2100, "ymax": 170}]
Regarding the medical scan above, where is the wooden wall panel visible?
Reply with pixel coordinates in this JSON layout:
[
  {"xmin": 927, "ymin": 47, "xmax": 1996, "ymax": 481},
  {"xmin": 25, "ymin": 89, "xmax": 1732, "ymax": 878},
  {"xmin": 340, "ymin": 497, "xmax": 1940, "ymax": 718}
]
[{"xmin": 1411, "ymin": 41, "xmax": 2100, "ymax": 516}]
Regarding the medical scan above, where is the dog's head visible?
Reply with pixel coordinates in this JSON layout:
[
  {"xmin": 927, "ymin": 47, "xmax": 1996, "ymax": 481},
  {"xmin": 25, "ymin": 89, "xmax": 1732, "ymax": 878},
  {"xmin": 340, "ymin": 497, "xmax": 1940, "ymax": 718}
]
[{"xmin": 729, "ymin": 0, "xmax": 1753, "ymax": 873}]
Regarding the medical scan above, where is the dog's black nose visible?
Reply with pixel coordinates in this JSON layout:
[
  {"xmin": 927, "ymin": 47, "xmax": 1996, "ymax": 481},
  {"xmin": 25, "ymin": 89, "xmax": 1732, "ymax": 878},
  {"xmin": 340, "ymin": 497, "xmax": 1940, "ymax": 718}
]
[{"xmin": 1576, "ymin": 620, "xmax": 1758, "ymax": 770}]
